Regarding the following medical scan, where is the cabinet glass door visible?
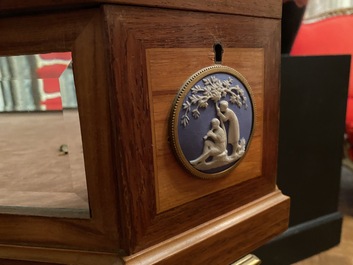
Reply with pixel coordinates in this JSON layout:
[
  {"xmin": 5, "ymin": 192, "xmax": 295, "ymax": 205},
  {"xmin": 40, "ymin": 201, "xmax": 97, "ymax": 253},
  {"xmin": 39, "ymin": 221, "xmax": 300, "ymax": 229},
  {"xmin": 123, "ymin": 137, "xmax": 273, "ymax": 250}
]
[{"xmin": 0, "ymin": 52, "xmax": 89, "ymax": 218}]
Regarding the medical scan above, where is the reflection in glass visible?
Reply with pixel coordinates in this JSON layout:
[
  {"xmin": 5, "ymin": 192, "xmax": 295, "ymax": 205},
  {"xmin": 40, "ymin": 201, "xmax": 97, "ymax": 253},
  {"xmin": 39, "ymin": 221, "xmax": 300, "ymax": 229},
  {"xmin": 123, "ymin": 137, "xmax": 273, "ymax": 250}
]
[{"xmin": 0, "ymin": 53, "xmax": 89, "ymax": 218}]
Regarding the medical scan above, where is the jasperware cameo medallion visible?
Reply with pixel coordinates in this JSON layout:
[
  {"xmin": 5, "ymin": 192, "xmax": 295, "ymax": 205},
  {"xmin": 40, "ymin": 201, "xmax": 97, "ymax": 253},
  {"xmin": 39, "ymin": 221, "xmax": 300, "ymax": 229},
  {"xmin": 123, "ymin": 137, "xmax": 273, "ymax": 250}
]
[{"xmin": 169, "ymin": 65, "xmax": 255, "ymax": 179}]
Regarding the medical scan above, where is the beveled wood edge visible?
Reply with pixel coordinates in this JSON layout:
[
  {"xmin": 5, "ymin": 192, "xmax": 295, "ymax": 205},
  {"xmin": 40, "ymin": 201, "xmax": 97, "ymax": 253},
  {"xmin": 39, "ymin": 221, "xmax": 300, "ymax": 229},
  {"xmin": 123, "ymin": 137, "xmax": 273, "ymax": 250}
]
[
  {"xmin": 261, "ymin": 19, "xmax": 281, "ymax": 186},
  {"xmin": 0, "ymin": 245, "xmax": 123, "ymax": 265},
  {"xmin": 0, "ymin": 0, "xmax": 282, "ymax": 19},
  {"xmin": 124, "ymin": 190, "xmax": 289, "ymax": 265}
]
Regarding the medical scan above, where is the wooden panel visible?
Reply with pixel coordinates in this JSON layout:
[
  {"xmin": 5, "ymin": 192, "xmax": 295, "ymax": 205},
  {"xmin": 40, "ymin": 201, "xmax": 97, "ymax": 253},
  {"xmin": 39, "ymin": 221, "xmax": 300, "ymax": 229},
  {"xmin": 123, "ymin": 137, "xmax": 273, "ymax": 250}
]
[
  {"xmin": 0, "ymin": 8, "xmax": 120, "ymax": 252},
  {"xmin": 0, "ymin": 245, "xmax": 122, "ymax": 265},
  {"xmin": 0, "ymin": 9, "xmax": 93, "ymax": 55},
  {"xmin": 0, "ymin": 259, "xmax": 63, "ymax": 265},
  {"xmin": 0, "ymin": 1, "xmax": 282, "ymax": 19},
  {"xmin": 146, "ymin": 48, "xmax": 264, "ymax": 212},
  {"xmin": 104, "ymin": 5, "xmax": 281, "ymax": 254},
  {"xmin": 123, "ymin": 190, "xmax": 289, "ymax": 264}
]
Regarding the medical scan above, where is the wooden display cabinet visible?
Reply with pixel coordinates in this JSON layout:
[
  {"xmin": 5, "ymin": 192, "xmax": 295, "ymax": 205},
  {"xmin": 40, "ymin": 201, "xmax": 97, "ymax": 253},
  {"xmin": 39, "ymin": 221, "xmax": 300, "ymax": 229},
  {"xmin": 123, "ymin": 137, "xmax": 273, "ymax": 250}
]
[{"xmin": 0, "ymin": 1, "xmax": 289, "ymax": 264}]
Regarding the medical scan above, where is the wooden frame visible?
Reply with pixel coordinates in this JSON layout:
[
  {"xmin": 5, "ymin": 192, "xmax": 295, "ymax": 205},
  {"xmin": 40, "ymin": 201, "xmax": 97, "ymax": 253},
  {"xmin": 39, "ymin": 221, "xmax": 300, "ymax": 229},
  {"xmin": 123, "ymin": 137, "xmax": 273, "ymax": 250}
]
[
  {"xmin": 0, "ymin": 2, "xmax": 288, "ymax": 264},
  {"xmin": 103, "ymin": 5, "xmax": 283, "ymax": 254},
  {"xmin": 148, "ymin": 47, "xmax": 265, "ymax": 212},
  {"xmin": 0, "ymin": 0, "xmax": 281, "ymax": 20},
  {"xmin": 0, "ymin": 8, "xmax": 120, "ymax": 253}
]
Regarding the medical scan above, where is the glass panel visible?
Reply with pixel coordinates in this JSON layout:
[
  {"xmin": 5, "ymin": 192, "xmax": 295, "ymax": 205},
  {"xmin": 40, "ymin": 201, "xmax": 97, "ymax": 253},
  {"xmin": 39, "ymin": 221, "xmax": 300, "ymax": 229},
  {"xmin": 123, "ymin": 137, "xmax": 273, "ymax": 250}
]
[{"xmin": 0, "ymin": 52, "xmax": 89, "ymax": 218}]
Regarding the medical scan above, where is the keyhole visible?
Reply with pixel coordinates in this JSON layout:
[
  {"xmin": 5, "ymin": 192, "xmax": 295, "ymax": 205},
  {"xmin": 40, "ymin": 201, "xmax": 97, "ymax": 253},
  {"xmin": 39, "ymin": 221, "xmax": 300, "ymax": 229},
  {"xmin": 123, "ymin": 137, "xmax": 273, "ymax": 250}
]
[{"xmin": 214, "ymin": 43, "xmax": 223, "ymax": 64}]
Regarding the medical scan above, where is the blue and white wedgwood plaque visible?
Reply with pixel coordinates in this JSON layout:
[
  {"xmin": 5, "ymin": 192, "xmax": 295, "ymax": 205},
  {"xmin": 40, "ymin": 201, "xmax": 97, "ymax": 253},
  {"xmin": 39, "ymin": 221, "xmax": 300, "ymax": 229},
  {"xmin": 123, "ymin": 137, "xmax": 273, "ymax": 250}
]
[{"xmin": 169, "ymin": 65, "xmax": 255, "ymax": 179}]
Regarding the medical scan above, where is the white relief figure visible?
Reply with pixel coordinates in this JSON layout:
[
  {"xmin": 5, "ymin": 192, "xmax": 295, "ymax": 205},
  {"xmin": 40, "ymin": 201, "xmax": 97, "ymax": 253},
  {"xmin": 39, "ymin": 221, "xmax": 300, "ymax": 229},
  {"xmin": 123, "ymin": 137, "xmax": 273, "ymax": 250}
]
[
  {"xmin": 179, "ymin": 73, "xmax": 250, "ymax": 172},
  {"xmin": 190, "ymin": 118, "xmax": 228, "ymax": 167},
  {"xmin": 217, "ymin": 100, "xmax": 240, "ymax": 156},
  {"xmin": 190, "ymin": 101, "xmax": 247, "ymax": 171}
]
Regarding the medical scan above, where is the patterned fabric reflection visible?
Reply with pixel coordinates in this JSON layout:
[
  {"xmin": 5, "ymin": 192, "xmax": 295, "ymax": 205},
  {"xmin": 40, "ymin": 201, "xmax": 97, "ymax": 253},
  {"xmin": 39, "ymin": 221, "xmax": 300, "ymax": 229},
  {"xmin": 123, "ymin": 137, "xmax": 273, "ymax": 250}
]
[{"xmin": 0, "ymin": 52, "xmax": 77, "ymax": 112}]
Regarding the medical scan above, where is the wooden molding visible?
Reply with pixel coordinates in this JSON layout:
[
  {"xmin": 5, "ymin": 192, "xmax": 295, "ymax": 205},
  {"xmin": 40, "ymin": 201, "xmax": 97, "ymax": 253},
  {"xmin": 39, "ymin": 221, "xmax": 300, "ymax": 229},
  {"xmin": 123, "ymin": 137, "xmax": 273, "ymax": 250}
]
[
  {"xmin": 0, "ymin": 190, "xmax": 288, "ymax": 264},
  {"xmin": 0, "ymin": 245, "xmax": 123, "ymax": 265},
  {"xmin": 0, "ymin": 1, "xmax": 282, "ymax": 19},
  {"xmin": 123, "ymin": 190, "xmax": 289, "ymax": 265}
]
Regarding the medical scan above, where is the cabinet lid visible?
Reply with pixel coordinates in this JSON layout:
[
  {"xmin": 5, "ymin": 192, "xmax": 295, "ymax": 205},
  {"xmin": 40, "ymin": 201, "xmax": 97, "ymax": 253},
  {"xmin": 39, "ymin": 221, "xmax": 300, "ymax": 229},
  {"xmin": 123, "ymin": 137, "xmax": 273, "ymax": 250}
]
[{"xmin": 0, "ymin": 0, "xmax": 282, "ymax": 19}]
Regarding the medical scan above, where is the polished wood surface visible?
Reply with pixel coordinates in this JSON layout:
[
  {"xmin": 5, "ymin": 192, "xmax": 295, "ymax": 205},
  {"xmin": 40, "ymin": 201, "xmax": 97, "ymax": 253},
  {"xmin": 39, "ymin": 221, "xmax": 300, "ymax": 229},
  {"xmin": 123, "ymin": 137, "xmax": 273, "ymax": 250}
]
[
  {"xmin": 104, "ymin": 4, "xmax": 283, "ymax": 254},
  {"xmin": 147, "ymin": 48, "xmax": 264, "ymax": 212},
  {"xmin": 0, "ymin": 8, "xmax": 120, "ymax": 252},
  {"xmin": 0, "ymin": 9, "xmax": 93, "ymax": 55},
  {"xmin": 0, "ymin": 245, "xmax": 122, "ymax": 265},
  {"xmin": 0, "ymin": 260, "xmax": 62, "ymax": 265},
  {"xmin": 0, "ymin": 1, "xmax": 287, "ymax": 263},
  {"xmin": 0, "ymin": 188, "xmax": 288, "ymax": 265},
  {"xmin": 0, "ymin": 0, "xmax": 281, "ymax": 19},
  {"xmin": 123, "ymin": 190, "xmax": 289, "ymax": 265}
]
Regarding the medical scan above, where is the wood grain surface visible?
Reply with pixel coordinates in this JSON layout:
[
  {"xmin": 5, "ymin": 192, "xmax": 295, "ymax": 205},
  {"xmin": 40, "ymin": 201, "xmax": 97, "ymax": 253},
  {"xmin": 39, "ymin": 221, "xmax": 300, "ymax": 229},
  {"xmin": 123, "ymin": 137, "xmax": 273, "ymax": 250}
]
[
  {"xmin": 104, "ymin": 5, "xmax": 282, "ymax": 254},
  {"xmin": 123, "ymin": 190, "xmax": 289, "ymax": 265},
  {"xmin": 0, "ymin": 0, "xmax": 282, "ymax": 19},
  {"xmin": 146, "ymin": 48, "xmax": 264, "ymax": 212},
  {"xmin": 0, "ymin": 1, "xmax": 286, "ymax": 263},
  {"xmin": 0, "ymin": 8, "xmax": 120, "ymax": 253},
  {"xmin": 0, "ymin": 192, "xmax": 289, "ymax": 265},
  {"xmin": 0, "ymin": 245, "xmax": 123, "ymax": 265}
]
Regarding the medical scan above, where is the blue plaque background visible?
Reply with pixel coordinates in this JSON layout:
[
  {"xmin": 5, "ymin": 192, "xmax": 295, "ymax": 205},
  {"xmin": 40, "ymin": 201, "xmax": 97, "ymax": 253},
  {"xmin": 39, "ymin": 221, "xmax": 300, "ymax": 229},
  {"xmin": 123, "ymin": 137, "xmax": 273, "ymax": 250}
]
[{"xmin": 177, "ymin": 72, "xmax": 254, "ymax": 174}]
